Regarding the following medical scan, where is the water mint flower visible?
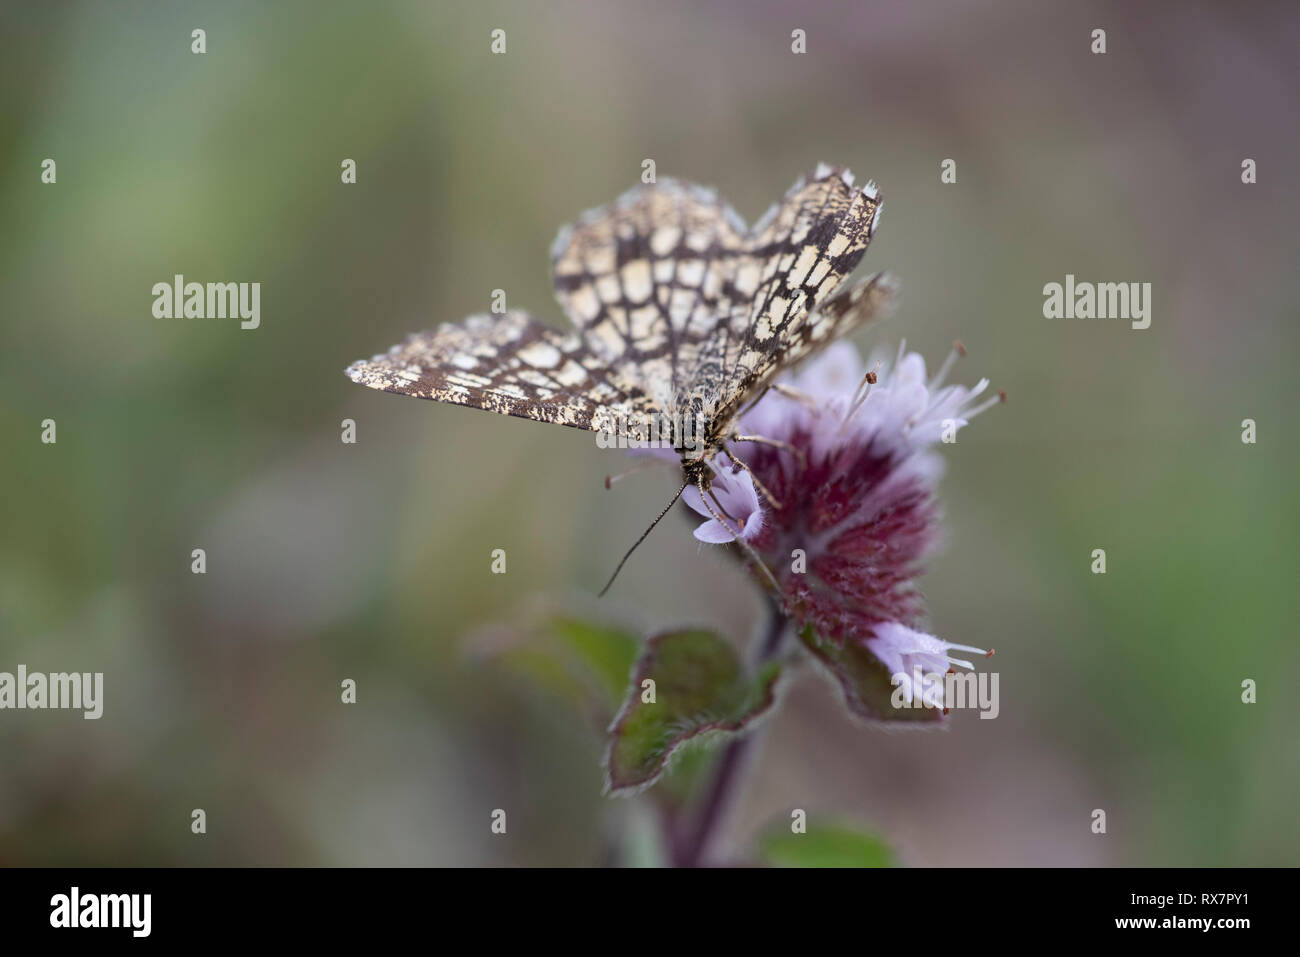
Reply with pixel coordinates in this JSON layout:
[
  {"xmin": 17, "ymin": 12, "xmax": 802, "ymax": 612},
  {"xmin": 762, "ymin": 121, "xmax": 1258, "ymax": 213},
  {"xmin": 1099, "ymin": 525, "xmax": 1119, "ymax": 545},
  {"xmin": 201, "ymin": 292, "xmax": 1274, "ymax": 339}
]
[
  {"xmin": 681, "ymin": 454, "xmax": 765, "ymax": 544},
  {"xmin": 866, "ymin": 621, "xmax": 991, "ymax": 709},
  {"xmin": 726, "ymin": 340, "xmax": 1001, "ymax": 681}
]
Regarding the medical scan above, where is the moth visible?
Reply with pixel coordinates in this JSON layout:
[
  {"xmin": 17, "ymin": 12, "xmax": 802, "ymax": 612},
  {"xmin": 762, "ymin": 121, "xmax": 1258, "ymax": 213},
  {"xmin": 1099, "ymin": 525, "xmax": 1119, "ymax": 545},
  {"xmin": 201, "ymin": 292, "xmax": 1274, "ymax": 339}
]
[{"xmin": 346, "ymin": 163, "xmax": 895, "ymax": 591}]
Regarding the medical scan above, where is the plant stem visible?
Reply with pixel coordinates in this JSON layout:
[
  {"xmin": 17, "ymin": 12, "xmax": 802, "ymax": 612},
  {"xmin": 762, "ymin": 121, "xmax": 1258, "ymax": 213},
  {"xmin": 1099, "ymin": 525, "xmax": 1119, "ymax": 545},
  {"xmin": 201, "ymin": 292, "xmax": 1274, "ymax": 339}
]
[{"xmin": 672, "ymin": 599, "xmax": 787, "ymax": 867}]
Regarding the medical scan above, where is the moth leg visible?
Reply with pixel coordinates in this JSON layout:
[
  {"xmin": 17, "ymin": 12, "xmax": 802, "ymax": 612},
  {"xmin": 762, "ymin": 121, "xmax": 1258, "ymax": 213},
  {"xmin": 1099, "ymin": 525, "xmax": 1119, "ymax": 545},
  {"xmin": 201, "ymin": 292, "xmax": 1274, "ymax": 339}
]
[
  {"xmin": 729, "ymin": 432, "xmax": 808, "ymax": 469},
  {"xmin": 721, "ymin": 445, "xmax": 784, "ymax": 510},
  {"xmin": 736, "ymin": 385, "xmax": 771, "ymax": 418},
  {"xmin": 769, "ymin": 382, "xmax": 820, "ymax": 411},
  {"xmin": 695, "ymin": 475, "xmax": 783, "ymax": 596}
]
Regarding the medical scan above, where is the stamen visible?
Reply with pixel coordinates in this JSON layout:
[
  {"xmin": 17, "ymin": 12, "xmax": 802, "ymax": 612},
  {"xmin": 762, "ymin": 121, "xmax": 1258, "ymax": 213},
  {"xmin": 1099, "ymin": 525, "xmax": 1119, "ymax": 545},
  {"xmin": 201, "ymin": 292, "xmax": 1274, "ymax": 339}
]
[
  {"xmin": 844, "ymin": 364, "xmax": 880, "ymax": 424},
  {"xmin": 929, "ymin": 339, "xmax": 966, "ymax": 390},
  {"xmin": 943, "ymin": 640, "xmax": 990, "ymax": 671},
  {"xmin": 604, "ymin": 458, "xmax": 662, "ymax": 489},
  {"xmin": 966, "ymin": 387, "xmax": 1006, "ymax": 420}
]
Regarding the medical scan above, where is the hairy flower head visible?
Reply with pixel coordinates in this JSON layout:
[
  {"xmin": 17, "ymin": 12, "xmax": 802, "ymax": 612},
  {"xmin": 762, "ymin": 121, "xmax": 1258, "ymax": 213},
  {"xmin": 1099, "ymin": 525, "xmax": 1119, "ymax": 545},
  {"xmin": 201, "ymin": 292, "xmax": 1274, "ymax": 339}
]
[{"xmin": 696, "ymin": 340, "xmax": 1001, "ymax": 703}]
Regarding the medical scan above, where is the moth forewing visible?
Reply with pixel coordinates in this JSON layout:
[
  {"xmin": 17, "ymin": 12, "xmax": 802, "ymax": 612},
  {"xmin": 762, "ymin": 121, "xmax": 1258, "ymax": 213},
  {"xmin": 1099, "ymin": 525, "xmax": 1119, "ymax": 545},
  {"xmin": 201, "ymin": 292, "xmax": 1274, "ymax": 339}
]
[{"xmin": 345, "ymin": 164, "xmax": 889, "ymax": 590}]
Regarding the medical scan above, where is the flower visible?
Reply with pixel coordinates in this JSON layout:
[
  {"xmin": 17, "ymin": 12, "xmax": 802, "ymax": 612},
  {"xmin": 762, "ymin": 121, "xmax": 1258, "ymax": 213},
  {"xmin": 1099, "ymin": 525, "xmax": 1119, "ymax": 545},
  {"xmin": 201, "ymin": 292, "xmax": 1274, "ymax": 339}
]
[
  {"xmin": 680, "ymin": 454, "xmax": 765, "ymax": 544},
  {"xmin": 866, "ymin": 621, "xmax": 991, "ymax": 710},
  {"xmin": 613, "ymin": 335, "xmax": 1000, "ymax": 712},
  {"xmin": 715, "ymin": 339, "xmax": 1001, "ymax": 703}
]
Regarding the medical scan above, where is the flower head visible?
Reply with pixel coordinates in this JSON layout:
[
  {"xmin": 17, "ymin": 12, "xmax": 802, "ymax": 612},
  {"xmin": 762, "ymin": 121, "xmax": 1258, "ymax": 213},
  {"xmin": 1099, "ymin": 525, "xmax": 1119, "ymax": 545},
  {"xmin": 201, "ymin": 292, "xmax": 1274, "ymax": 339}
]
[{"xmin": 706, "ymin": 339, "xmax": 1001, "ymax": 699}]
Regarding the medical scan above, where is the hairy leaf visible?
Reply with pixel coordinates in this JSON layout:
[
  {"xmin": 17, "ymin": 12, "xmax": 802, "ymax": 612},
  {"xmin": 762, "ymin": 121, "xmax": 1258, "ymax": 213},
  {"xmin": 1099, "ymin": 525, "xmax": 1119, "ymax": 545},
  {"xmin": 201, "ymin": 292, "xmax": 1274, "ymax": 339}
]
[
  {"xmin": 479, "ymin": 614, "xmax": 640, "ymax": 725},
  {"xmin": 605, "ymin": 628, "xmax": 781, "ymax": 794}
]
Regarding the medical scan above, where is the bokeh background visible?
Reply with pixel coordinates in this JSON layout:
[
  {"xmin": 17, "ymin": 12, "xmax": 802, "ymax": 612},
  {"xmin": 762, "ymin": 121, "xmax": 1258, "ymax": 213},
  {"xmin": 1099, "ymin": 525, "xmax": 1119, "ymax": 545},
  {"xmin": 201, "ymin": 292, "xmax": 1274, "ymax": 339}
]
[{"xmin": 2, "ymin": 0, "xmax": 1297, "ymax": 866}]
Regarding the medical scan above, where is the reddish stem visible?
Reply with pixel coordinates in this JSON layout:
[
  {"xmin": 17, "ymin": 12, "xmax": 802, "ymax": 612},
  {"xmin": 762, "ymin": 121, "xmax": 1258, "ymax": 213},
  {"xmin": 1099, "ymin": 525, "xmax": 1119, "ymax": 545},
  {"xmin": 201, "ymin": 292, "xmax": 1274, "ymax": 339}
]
[{"xmin": 671, "ymin": 601, "xmax": 787, "ymax": 867}]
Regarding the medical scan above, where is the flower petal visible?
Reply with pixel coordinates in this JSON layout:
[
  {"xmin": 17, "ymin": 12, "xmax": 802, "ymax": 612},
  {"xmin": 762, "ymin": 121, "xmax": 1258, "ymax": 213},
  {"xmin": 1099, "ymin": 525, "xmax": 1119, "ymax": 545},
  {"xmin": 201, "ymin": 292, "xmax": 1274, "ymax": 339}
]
[
  {"xmin": 693, "ymin": 518, "xmax": 738, "ymax": 544},
  {"xmin": 681, "ymin": 483, "xmax": 712, "ymax": 519}
]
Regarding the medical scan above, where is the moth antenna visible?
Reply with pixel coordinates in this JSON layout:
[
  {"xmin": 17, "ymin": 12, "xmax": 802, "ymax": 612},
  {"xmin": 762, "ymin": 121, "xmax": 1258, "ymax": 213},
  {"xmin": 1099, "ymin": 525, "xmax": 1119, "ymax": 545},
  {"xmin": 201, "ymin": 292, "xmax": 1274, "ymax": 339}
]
[{"xmin": 598, "ymin": 480, "xmax": 688, "ymax": 598}]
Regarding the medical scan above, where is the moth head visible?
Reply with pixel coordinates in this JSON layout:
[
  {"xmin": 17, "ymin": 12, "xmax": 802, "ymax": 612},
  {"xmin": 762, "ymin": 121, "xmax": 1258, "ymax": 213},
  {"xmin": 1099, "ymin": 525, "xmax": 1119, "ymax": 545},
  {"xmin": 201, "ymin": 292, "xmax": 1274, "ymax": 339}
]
[{"xmin": 681, "ymin": 456, "xmax": 711, "ymax": 490}]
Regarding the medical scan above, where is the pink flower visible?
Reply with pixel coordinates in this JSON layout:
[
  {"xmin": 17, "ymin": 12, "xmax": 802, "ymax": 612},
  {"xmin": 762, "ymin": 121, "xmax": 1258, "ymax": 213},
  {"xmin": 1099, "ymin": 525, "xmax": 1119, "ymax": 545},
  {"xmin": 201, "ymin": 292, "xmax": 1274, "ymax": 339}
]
[
  {"xmin": 866, "ymin": 621, "xmax": 990, "ymax": 709},
  {"xmin": 680, "ymin": 454, "xmax": 764, "ymax": 544},
  {"xmin": 728, "ymin": 340, "xmax": 1001, "ymax": 679}
]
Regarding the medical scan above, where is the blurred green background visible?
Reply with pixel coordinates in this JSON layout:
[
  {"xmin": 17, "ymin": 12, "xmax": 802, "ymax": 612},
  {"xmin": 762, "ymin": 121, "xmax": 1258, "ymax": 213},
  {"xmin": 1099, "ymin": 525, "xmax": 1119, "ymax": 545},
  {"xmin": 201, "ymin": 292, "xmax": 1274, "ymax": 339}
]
[{"xmin": 1, "ymin": 0, "xmax": 1296, "ymax": 866}]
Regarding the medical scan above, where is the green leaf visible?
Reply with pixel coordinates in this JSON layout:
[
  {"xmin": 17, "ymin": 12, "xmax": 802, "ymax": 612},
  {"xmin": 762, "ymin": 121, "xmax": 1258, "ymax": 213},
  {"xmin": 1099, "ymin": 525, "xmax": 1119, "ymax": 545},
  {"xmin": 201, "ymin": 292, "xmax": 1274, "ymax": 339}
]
[
  {"xmin": 758, "ymin": 820, "xmax": 896, "ymax": 868},
  {"xmin": 479, "ymin": 614, "xmax": 641, "ymax": 725},
  {"xmin": 548, "ymin": 617, "xmax": 640, "ymax": 710},
  {"xmin": 799, "ymin": 625, "xmax": 943, "ymax": 725},
  {"xmin": 604, "ymin": 628, "xmax": 782, "ymax": 795},
  {"xmin": 653, "ymin": 740, "xmax": 717, "ymax": 808}
]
